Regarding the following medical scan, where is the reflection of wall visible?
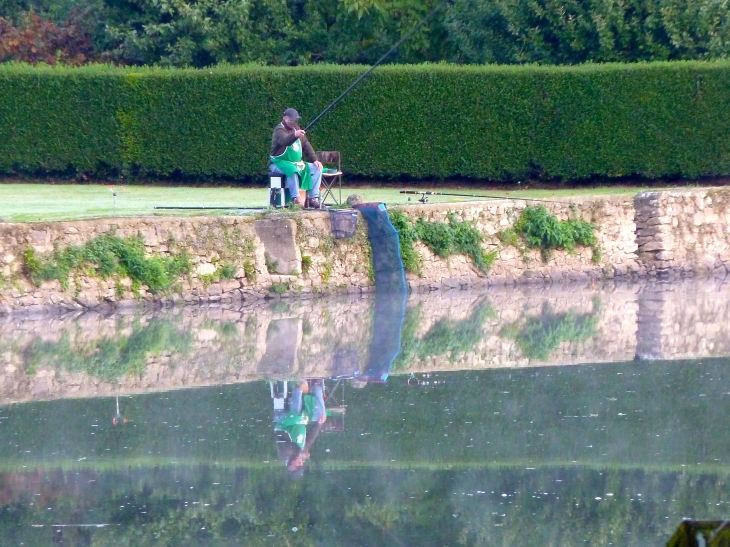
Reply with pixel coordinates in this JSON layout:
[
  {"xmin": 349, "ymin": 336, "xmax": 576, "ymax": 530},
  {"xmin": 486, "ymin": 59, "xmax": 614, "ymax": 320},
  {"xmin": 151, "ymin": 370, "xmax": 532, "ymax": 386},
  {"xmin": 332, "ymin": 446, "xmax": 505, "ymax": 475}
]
[
  {"xmin": 2, "ymin": 281, "xmax": 730, "ymax": 404},
  {"xmin": 635, "ymin": 279, "xmax": 730, "ymax": 359},
  {"xmin": 401, "ymin": 282, "xmax": 638, "ymax": 372},
  {"xmin": 0, "ymin": 294, "xmax": 375, "ymax": 404}
]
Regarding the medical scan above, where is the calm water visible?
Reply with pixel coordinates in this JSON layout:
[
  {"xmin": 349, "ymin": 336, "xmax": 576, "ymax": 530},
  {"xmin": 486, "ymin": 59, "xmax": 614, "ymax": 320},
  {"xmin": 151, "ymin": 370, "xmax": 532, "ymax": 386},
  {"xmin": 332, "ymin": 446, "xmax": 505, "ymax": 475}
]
[{"xmin": 1, "ymin": 279, "xmax": 730, "ymax": 546}]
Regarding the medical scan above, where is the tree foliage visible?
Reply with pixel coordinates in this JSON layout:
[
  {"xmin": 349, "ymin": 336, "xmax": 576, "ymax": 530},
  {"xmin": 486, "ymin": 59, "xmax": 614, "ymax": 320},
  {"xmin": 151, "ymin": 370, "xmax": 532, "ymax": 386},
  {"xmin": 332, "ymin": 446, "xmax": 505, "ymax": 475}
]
[
  {"xmin": 0, "ymin": 11, "xmax": 94, "ymax": 64},
  {"xmin": 0, "ymin": 0, "xmax": 456, "ymax": 67},
  {"xmin": 445, "ymin": 0, "xmax": 730, "ymax": 64},
  {"xmin": 3, "ymin": 0, "xmax": 730, "ymax": 66}
]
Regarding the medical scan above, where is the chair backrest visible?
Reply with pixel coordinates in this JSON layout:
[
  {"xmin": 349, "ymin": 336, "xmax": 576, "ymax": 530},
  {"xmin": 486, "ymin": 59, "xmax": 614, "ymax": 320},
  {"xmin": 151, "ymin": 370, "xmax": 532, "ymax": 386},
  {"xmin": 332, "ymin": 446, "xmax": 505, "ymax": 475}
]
[{"xmin": 317, "ymin": 151, "xmax": 341, "ymax": 169}]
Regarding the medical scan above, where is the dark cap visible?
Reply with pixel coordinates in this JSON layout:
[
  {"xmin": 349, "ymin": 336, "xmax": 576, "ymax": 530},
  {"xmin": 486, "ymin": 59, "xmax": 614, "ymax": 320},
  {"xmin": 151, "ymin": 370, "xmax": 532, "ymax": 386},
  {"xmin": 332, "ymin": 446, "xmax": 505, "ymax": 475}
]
[{"xmin": 283, "ymin": 108, "xmax": 301, "ymax": 120}]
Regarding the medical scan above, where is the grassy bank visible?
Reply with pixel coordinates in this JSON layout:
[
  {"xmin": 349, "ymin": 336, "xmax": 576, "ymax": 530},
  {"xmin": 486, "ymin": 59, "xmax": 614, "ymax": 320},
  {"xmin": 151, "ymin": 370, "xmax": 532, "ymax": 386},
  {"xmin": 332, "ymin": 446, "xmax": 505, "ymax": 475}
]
[{"xmin": 0, "ymin": 182, "xmax": 669, "ymax": 222}]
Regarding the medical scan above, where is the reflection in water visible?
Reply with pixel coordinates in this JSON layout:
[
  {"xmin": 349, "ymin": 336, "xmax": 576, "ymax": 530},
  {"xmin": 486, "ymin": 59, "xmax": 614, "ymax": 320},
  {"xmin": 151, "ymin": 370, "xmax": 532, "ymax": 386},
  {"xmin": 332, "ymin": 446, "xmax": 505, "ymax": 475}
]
[
  {"xmin": 500, "ymin": 300, "xmax": 600, "ymax": 360},
  {"xmin": 0, "ymin": 280, "xmax": 730, "ymax": 544},
  {"xmin": 22, "ymin": 317, "xmax": 192, "ymax": 382},
  {"xmin": 272, "ymin": 379, "xmax": 328, "ymax": 476},
  {"xmin": 0, "ymin": 361, "xmax": 729, "ymax": 545},
  {"xmin": 268, "ymin": 285, "xmax": 408, "ymax": 475}
]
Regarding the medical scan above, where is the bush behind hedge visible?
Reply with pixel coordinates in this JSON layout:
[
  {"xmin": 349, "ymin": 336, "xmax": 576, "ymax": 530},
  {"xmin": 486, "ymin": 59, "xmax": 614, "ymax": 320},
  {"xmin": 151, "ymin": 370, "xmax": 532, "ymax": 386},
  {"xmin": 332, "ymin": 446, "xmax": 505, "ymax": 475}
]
[{"xmin": 1, "ymin": 61, "xmax": 729, "ymax": 182}]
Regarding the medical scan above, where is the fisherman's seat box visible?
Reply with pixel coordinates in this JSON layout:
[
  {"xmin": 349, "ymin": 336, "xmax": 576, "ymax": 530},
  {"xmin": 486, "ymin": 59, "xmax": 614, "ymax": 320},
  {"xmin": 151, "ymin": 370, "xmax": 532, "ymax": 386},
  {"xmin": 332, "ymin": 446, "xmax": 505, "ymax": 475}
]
[
  {"xmin": 269, "ymin": 173, "xmax": 289, "ymax": 207},
  {"xmin": 269, "ymin": 173, "xmax": 306, "ymax": 207}
]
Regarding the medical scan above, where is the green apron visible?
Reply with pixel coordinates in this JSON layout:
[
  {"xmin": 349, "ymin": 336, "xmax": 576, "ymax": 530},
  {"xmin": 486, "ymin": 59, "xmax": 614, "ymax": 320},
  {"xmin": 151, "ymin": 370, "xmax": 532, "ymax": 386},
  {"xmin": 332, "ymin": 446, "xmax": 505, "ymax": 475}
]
[
  {"xmin": 275, "ymin": 412, "xmax": 308, "ymax": 449},
  {"xmin": 270, "ymin": 138, "xmax": 313, "ymax": 191},
  {"xmin": 273, "ymin": 393, "xmax": 331, "ymax": 449}
]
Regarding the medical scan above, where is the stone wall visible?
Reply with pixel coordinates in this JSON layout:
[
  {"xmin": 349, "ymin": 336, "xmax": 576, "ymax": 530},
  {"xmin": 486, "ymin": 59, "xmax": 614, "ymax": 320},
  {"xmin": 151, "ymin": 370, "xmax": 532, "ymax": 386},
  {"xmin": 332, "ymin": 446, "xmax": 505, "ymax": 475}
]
[
  {"xmin": 0, "ymin": 213, "xmax": 372, "ymax": 314},
  {"xmin": 402, "ymin": 195, "xmax": 640, "ymax": 287},
  {"xmin": 635, "ymin": 188, "xmax": 730, "ymax": 276},
  {"xmin": 1, "ymin": 187, "xmax": 730, "ymax": 314}
]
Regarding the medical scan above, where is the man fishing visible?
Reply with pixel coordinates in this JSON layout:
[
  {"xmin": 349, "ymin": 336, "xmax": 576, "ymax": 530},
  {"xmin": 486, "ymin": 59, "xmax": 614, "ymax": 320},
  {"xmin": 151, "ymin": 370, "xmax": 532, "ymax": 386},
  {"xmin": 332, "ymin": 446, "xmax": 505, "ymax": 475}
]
[{"xmin": 269, "ymin": 108, "xmax": 325, "ymax": 209}]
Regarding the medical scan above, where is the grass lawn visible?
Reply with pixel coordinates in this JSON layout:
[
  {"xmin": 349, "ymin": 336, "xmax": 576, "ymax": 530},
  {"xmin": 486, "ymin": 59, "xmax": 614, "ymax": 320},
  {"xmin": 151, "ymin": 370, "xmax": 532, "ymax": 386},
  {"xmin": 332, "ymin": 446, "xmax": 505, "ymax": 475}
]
[{"xmin": 0, "ymin": 181, "xmax": 681, "ymax": 223}]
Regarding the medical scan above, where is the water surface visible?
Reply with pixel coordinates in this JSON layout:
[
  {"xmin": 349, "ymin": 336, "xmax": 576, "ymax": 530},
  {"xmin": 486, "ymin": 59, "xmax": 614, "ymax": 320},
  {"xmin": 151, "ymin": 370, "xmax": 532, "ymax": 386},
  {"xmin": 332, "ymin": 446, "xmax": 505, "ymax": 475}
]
[{"xmin": 1, "ymin": 279, "xmax": 729, "ymax": 546}]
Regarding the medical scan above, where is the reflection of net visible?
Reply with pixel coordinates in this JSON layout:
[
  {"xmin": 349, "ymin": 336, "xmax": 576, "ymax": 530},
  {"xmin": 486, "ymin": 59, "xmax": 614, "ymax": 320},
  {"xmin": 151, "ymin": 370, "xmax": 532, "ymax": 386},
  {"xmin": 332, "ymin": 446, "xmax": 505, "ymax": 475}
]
[{"xmin": 365, "ymin": 290, "xmax": 406, "ymax": 381}]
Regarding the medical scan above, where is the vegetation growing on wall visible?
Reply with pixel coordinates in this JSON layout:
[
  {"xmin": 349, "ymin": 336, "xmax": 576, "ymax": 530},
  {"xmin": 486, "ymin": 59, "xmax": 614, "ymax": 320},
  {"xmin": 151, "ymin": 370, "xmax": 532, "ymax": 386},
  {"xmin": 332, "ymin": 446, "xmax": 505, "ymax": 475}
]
[
  {"xmin": 191, "ymin": 223, "xmax": 256, "ymax": 283},
  {"xmin": 390, "ymin": 210, "xmax": 497, "ymax": 274},
  {"xmin": 499, "ymin": 205, "xmax": 599, "ymax": 262},
  {"xmin": 295, "ymin": 212, "xmax": 374, "ymax": 289},
  {"xmin": 23, "ymin": 231, "xmax": 192, "ymax": 294},
  {"xmin": 389, "ymin": 210, "xmax": 423, "ymax": 275}
]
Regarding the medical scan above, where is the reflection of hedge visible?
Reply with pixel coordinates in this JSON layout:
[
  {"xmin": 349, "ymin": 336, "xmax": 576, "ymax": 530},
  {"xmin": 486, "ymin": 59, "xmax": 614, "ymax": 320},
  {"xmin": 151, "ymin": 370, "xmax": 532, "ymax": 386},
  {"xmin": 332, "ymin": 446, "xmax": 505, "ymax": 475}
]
[
  {"xmin": 2, "ymin": 61, "xmax": 730, "ymax": 181},
  {"xmin": 1, "ymin": 466, "xmax": 728, "ymax": 547},
  {"xmin": 2, "ymin": 359, "xmax": 730, "ymax": 468}
]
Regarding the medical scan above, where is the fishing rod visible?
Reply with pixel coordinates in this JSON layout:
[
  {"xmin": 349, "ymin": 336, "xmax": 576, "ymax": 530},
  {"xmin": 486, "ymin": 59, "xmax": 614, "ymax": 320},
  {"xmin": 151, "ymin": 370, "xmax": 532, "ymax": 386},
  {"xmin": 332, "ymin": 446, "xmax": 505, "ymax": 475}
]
[
  {"xmin": 400, "ymin": 190, "xmax": 571, "ymax": 205},
  {"xmin": 304, "ymin": 0, "xmax": 449, "ymax": 132}
]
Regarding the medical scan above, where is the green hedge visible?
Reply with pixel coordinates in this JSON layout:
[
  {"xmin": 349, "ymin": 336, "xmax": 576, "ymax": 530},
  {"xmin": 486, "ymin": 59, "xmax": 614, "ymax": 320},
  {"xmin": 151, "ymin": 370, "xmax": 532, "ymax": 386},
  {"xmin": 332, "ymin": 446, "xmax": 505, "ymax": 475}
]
[{"xmin": 1, "ymin": 61, "xmax": 730, "ymax": 181}]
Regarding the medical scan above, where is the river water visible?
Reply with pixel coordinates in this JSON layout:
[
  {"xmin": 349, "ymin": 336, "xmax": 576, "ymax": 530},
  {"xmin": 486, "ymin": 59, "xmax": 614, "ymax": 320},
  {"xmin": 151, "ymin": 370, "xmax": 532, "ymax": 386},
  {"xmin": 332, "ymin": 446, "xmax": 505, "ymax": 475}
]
[{"xmin": 1, "ymin": 279, "xmax": 729, "ymax": 546}]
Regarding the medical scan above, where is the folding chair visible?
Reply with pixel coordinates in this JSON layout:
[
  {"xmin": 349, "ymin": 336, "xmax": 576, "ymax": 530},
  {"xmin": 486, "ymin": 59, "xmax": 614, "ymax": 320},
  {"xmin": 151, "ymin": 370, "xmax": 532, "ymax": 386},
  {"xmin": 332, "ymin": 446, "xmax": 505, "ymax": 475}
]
[{"xmin": 316, "ymin": 151, "xmax": 343, "ymax": 205}]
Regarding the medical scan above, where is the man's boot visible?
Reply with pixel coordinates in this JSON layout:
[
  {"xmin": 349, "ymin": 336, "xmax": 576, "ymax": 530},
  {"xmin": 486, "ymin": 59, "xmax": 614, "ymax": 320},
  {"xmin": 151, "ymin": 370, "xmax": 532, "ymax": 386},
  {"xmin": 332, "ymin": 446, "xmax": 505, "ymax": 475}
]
[{"xmin": 305, "ymin": 197, "xmax": 325, "ymax": 209}]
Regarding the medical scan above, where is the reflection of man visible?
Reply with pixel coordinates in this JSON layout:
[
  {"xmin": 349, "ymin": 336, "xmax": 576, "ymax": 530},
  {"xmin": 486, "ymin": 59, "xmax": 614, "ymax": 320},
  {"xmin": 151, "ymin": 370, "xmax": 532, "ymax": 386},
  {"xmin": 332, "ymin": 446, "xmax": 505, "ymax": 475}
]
[
  {"xmin": 269, "ymin": 108, "xmax": 324, "ymax": 209},
  {"xmin": 274, "ymin": 379, "xmax": 327, "ymax": 475}
]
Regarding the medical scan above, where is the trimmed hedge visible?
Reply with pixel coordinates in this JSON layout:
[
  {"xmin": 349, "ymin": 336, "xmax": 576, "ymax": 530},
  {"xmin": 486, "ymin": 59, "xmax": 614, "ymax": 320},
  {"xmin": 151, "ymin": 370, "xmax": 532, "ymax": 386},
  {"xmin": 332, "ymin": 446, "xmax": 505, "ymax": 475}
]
[{"xmin": 1, "ymin": 61, "xmax": 730, "ymax": 182}]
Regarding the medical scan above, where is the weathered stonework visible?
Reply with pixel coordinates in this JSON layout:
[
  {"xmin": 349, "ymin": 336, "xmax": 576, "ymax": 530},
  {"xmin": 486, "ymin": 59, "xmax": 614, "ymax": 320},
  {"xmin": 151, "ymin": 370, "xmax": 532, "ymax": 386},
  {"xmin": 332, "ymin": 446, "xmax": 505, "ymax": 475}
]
[
  {"xmin": 402, "ymin": 194, "xmax": 641, "ymax": 287},
  {"xmin": 1, "ymin": 187, "xmax": 730, "ymax": 314},
  {"xmin": 635, "ymin": 188, "xmax": 730, "ymax": 276}
]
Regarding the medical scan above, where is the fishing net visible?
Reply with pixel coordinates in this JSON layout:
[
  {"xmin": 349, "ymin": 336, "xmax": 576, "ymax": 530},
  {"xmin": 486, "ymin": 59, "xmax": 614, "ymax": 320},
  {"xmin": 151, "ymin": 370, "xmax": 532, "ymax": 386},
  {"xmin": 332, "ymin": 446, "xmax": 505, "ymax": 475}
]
[
  {"xmin": 354, "ymin": 202, "xmax": 407, "ymax": 293},
  {"xmin": 353, "ymin": 202, "xmax": 407, "ymax": 381}
]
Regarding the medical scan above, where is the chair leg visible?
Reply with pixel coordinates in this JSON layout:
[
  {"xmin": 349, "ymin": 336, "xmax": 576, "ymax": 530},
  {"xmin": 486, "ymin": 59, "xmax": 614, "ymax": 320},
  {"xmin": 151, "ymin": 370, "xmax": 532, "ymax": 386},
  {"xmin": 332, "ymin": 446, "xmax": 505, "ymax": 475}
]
[{"xmin": 321, "ymin": 179, "xmax": 340, "ymax": 205}]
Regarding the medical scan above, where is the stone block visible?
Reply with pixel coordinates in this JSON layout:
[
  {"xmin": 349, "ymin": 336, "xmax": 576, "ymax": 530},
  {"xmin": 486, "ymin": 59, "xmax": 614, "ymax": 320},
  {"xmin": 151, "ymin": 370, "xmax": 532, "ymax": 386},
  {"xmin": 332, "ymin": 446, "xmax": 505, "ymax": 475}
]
[
  {"xmin": 654, "ymin": 251, "xmax": 675, "ymax": 261},
  {"xmin": 196, "ymin": 263, "xmax": 216, "ymax": 276},
  {"xmin": 639, "ymin": 241, "xmax": 668, "ymax": 252},
  {"xmin": 254, "ymin": 219, "xmax": 301, "ymax": 275},
  {"xmin": 646, "ymin": 216, "xmax": 672, "ymax": 226},
  {"xmin": 636, "ymin": 226, "xmax": 662, "ymax": 237}
]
